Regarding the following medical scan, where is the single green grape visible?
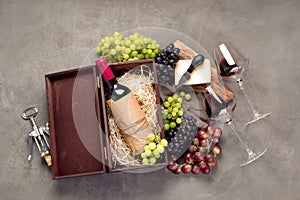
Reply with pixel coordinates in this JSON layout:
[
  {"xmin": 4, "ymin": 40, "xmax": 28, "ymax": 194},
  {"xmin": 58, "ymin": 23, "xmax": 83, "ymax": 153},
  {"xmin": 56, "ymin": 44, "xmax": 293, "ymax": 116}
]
[
  {"xmin": 130, "ymin": 44, "xmax": 136, "ymax": 50},
  {"xmin": 164, "ymin": 124, "xmax": 170, "ymax": 131},
  {"xmin": 149, "ymin": 156, "xmax": 156, "ymax": 164},
  {"xmin": 175, "ymin": 102, "xmax": 181, "ymax": 108},
  {"xmin": 167, "ymin": 97, "xmax": 174, "ymax": 103},
  {"xmin": 176, "ymin": 118, "xmax": 182, "ymax": 124},
  {"xmin": 123, "ymin": 54, "xmax": 129, "ymax": 60},
  {"xmin": 125, "ymin": 48, "xmax": 131, "ymax": 54},
  {"xmin": 162, "ymin": 113, "xmax": 167, "ymax": 119},
  {"xmin": 177, "ymin": 110, "xmax": 184, "ymax": 116},
  {"xmin": 99, "ymin": 38, "xmax": 105, "ymax": 45},
  {"xmin": 117, "ymin": 55, "xmax": 123, "ymax": 62},
  {"xmin": 167, "ymin": 114, "xmax": 172, "ymax": 119},
  {"xmin": 147, "ymin": 133, "xmax": 155, "ymax": 142},
  {"xmin": 141, "ymin": 152, "xmax": 147, "ymax": 159},
  {"xmin": 125, "ymin": 39, "xmax": 131, "ymax": 47},
  {"xmin": 134, "ymin": 40, "xmax": 141, "ymax": 46},
  {"xmin": 163, "ymin": 101, "xmax": 170, "ymax": 108},
  {"xmin": 173, "ymin": 107, "xmax": 179, "ymax": 113},
  {"xmin": 113, "ymin": 31, "xmax": 121, "ymax": 37},
  {"xmin": 152, "ymin": 149, "xmax": 160, "ymax": 159},
  {"xmin": 142, "ymin": 158, "xmax": 149, "ymax": 165},
  {"xmin": 144, "ymin": 149, "xmax": 151, "ymax": 157},
  {"xmin": 137, "ymin": 54, "xmax": 144, "ymax": 60},
  {"xmin": 114, "ymin": 39, "xmax": 121, "ymax": 45},
  {"xmin": 160, "ymin": 139, "xmax": 168, "ymax": 147},
  {"xmin": 103, "ymin": 43, "xmax": 110, "ymax": 49},
  {"xmin": 96, "ymin": 46, "xmax": 101, "ymax": 53},
  {"xmin": 147, "ymin": 49, "xmax": 152, "ymax": 55},
  {"xmin": 148, "ymin": 142, "xmax": 156, "ymax": 150},
  {"xmin": 177, "ymin": 97, "xmax": 183, "ymax": 103},
  {"xmin": 156, "ymin": 144, "xmax": 165, "ymax": 153},
  {"xmin": 163, "ymin": 110, "xmax": 168, "ymax": 115},
  {"xmin": 150, "ymin": 52, "xmax": 156, "ymax": 58},
  {"xmin": 110, "ymin": 49, "xmax": 117, "ymax": 55},
  {"xmin": 115, "ymin": 45, "xmax": 122, "ymax": 52},
  {"xmin": 142, "ymin": 48, "xmax": 147, "ymax": 54},
  {"xmin": 170, "ymin": 122, "xmax": 176, "ymax": 128},
  {"xmin": 144, "ymin": 145, "xmax": 149, "ymax": 151},
  {"xmin": 172, "ymin": 93, "xmax": 179, "ymax": 100},
  {"xmin": 185, "ymin": 93, "xmax": 191, "ymax": 101},
  {"xmin": 131, "ymin": 50, "xmax": 138, "ymax": 57}
]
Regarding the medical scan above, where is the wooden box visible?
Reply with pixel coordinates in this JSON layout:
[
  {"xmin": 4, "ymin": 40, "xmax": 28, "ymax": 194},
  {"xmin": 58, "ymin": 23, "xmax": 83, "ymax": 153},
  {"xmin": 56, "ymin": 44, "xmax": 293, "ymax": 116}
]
[{"xmin": 45, "ymin": 59, "xmax": 166, "ymax": 179}]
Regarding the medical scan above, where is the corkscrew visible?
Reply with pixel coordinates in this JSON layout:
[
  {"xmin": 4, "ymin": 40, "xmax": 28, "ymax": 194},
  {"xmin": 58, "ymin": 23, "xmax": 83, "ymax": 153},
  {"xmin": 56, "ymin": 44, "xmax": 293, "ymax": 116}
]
[{"xmin": 22, "ymin": 107, "xmax": 52, "ymax": 166}]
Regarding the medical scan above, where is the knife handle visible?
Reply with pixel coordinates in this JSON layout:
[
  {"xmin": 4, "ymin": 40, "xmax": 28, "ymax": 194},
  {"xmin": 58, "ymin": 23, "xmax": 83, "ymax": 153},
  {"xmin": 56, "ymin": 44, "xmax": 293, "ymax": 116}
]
[{"xmin": 187, "ymin": 54, "xmax": 205, "ymax": 73}]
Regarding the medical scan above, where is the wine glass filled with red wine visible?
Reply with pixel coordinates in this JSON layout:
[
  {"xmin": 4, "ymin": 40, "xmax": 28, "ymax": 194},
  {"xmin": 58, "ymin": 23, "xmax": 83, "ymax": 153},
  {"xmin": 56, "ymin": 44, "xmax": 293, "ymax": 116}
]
[{"xmin": 213, "ymin": 42, "xmax": 271, "ymax": 126}]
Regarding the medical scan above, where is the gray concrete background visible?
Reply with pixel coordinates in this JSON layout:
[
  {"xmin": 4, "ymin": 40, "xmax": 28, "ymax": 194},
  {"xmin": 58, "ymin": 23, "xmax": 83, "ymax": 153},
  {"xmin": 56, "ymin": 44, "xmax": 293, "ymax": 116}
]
[{"xmin": 0, "ymin": 0, "xmax": 299, "ymax": 199}]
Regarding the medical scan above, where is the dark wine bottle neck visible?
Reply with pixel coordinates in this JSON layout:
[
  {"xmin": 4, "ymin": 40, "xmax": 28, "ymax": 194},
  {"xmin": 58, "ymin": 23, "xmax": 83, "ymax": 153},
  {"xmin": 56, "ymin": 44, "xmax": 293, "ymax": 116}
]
[{"xmin": 96, "ymin": 57, "xmax": 131, "ymax": 101}]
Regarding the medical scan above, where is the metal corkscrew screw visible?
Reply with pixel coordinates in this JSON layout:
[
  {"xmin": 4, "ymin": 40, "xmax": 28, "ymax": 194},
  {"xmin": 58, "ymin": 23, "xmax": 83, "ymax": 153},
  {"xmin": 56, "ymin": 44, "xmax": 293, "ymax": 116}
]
[{"xmin": 22, "ymin": 107, "xmax": 52, "ymax": 166}]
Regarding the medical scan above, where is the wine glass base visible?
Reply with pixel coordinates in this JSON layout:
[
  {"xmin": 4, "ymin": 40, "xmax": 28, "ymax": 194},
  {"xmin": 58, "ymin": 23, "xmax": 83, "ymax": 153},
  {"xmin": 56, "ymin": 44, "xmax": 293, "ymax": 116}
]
[
  {"xmin": 240, "ymin": 148, "xmax": 268, "ymax": 167},
  {"xmin": 245, "ymin": 112, "xmax": 271, "ymax": 126}
]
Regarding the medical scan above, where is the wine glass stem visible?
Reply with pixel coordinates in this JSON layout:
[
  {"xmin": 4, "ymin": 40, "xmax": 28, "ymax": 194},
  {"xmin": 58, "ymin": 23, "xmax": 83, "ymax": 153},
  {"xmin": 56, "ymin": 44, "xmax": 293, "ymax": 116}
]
[
  {"xmin": 227, "ymin": 120, "xmax": 251, "ymax": 152},
  {"xmin": 237, "ymin": 80, "xmax": 259, "ymax": 117}
]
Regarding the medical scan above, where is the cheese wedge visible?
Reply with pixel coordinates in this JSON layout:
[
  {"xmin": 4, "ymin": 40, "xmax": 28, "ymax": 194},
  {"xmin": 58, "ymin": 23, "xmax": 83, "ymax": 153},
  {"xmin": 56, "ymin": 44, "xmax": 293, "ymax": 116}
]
[{"xmin": 175, "ymin": 58, "xmax": 211, "ymax": 85}]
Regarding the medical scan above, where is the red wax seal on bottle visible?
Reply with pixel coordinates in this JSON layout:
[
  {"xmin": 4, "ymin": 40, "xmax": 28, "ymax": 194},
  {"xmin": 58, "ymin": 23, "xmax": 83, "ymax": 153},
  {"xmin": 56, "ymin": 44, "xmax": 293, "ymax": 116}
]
[{"xmin": 95, "ymin": 57, "xmax": 115, "ymax": 82}]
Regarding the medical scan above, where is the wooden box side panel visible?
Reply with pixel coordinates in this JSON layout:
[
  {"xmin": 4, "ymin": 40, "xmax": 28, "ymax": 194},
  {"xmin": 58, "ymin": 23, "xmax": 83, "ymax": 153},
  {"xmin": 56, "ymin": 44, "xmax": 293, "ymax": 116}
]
[{"xmin": 100, "ymin": 59, "xmax": 168, "ymax": 172}]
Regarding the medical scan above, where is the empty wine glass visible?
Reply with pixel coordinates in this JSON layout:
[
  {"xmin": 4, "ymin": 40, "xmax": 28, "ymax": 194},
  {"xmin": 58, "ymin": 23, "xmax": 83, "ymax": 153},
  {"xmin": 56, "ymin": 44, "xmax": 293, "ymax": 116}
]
[
  {"xmin": 218, "ymin": 99, "xmax": 268, "ymax": 166},
  {"xmin": 213, "ymin": 42, "xmax": 271, "ymax": 126}
]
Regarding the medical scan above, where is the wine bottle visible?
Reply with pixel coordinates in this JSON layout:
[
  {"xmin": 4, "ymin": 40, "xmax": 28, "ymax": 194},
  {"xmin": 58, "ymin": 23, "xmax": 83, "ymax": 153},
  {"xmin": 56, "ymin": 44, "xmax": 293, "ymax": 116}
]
[
  {"xmin": 95, "ymin": 57, "xmax": 152, "ymax": 155},
  {"xmin": 95, "ymin": 57, "xmax": 131, "ymax": 101}
]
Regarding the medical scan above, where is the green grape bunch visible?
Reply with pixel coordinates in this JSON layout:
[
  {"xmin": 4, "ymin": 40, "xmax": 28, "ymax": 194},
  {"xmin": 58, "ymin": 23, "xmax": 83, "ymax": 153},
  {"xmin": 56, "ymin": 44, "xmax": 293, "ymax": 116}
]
[
  {"xmin": 96, "ymin": 32, "xmax": 162, "ymax": 63},
  {"xmin": 141, "ymin": 133, "xmax": 168, "ymax": 165}
]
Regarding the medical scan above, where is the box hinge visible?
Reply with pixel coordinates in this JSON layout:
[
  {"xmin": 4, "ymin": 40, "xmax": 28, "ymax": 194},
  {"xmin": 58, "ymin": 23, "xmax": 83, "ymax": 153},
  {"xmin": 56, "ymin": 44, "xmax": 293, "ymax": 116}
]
[
  {"xmin": 97, "ymin": 76, "xmax": 101, "ymax": 89},
  {"xmin": 104, "ymin": 146, "xmax": 108, "ymax": 160}
]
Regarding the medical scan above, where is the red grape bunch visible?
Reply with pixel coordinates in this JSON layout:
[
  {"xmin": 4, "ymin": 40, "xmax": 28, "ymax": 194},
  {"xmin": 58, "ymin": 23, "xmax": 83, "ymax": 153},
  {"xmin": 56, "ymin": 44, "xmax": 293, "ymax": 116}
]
[{"xmin": 167, "ymin": 125, "xmax": 222, "ymax": 175}]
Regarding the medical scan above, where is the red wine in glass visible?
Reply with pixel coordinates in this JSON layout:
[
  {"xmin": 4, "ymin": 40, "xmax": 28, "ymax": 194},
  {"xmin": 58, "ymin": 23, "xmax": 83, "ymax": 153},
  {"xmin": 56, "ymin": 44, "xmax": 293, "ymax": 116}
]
[{"xmin": 213, "ymin": 42, "xmax": 271, "ymax": 126}]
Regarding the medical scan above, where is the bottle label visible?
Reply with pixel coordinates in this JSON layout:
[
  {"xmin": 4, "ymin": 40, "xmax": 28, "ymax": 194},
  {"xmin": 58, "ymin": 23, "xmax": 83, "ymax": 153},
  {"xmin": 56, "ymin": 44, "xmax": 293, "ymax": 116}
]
[{"xmin": 95, "ymin": 57, "xmax": 115, "ymax": 82}]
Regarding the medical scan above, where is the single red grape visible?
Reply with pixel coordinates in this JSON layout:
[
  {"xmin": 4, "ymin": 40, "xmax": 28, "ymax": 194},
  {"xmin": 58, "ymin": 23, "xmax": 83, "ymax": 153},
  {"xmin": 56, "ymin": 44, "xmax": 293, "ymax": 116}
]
[
  {"xmin": 191, "ymin": 165, "xmax": 200, "ymax": 175},
  {"xmin": 167, "ymin": 161, "xmax": 179, "ymax": 171},
  {"xmin": 181, "ymin": 164, "xmax": 192, "ymax": 174},
  {"xmin": 193, "ymin": 152, "xmax": 205, "ymax": 163},
  {"xmin": 204, "ymin": 153, "xmax": 215, "ymax": 163},
  {"xmin": 184, "ymin": 153, "xmax": 193, "ymax": 164},
  {"xmin": 197, "ymin": 129, "xmax": 209, "ymax": 139},
  {"xmin": 188, "ymin": 145, "xmax": 197, "ymax": 154},
  {"xmin": 206, "ymin": 125, "xmax": 214, "ymax": 135},
  {"xmin": 213, "ymin": 128, "xmax": 222, "ymax": 138},
  {"xmin": 212, "ymin": 145, "xmax": 222, "ymax": 155},
  {"xmin": 192, "ymin": 137, "xmax": 200, "ymax": 146},
  {"xmin": 198, "ymin": 161, "xmax": 210, "ymax": 174}
]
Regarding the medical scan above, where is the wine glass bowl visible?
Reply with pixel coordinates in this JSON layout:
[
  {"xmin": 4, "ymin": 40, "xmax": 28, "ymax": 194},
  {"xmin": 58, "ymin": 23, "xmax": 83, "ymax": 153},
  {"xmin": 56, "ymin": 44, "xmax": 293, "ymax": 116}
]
[
  {"xmin": 213, "ymin": 42, "xmax": 271, "ymax": 126},
  {"xmin": 213, "ymin": 42, "xmax": 249, "ymax": 81}
]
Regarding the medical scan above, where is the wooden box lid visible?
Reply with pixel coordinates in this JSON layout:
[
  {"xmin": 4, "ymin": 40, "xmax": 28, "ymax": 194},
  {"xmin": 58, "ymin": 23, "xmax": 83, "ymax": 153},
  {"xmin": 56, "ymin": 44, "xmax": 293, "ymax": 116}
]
[{"xmin": 45, "ymin": 66, "xmax": 106, "ymax": 179}]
